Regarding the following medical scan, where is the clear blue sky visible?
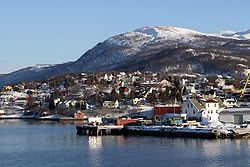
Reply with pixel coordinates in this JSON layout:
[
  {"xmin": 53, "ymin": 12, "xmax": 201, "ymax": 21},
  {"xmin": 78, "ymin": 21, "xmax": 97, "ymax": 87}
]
[{"xmin": 0, "ymin": 0, "xmax": 249, "ymax": 73}]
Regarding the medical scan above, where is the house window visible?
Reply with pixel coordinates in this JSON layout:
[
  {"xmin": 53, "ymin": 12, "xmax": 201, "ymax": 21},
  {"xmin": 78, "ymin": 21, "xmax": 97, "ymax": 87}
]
[
  {"xmin": 185, "ymin": 110, "xmax": 187, "ymax": 113},
  {"xmin": 211, "ymin": 111, "xmax": 213, "ymax": 114},
  {"xmin": 208, "ymin": 111, "xmax": 210, "ymax": 114},
  {"xmin": 188, "ymin": 104, "xmax": 189, "ymax": 108},
  {"xmin": 209, "ymin": 116, "xmax": 211, "ymax": 120},
  {"xmin": 191, "ymin": 104, "xmax": 193, "ymax": 108},
  {"xmin": 207, "ymin": 103, "xmax": 209, "ymax": 107},
  {"xmin": 214, "ymin": 103, "xmax": 216, "ymax": 107},
  {"xmin": 193, "ymin": 110, "xmax": 195, "ymax": 114}
]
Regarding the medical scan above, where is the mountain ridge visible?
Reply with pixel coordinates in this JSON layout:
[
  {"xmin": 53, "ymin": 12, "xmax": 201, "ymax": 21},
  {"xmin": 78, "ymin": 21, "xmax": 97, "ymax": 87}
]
[
  {"xmin": 1, "ymin": 26, "xmax": 250, "ymax": 87},
  {"xmin": 214, "ymin": 29, "xmax": 250, "ymax": 40}
]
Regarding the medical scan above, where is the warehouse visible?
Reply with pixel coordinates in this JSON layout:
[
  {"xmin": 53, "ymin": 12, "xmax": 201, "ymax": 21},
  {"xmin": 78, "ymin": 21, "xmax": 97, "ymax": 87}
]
[{"xmin": 219, "ymin": 107, "xmax": 250, "ymax": 124}]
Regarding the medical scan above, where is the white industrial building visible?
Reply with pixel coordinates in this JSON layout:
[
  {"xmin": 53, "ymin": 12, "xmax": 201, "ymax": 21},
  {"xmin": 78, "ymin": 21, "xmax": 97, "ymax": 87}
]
[{"xmin": 219, "ymin": 107, "xmax": 250, "ymax": 124}]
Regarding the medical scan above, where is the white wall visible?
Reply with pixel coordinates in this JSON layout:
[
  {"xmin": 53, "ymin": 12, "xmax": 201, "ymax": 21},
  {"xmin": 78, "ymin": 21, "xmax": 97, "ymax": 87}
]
[
  {"xmin": 88, "ymin": 117, "xmax": 102, "ymax": 124},
  {"xmin": 182, "ymin": 99, "xmax": 201, "ymax": 120},
  {"xmin": 202, "ymin": 102, "xmax": 220, "ymax": 122},
  {"xmin": 219, "ymin": 114, "xmax": 234, "ymax": 123}
]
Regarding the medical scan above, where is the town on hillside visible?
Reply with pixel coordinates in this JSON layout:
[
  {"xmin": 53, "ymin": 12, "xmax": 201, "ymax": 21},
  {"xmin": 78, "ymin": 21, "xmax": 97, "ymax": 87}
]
[{"xmin": 1, "ymin": 70, "xmax": 250, "ymax": 129}]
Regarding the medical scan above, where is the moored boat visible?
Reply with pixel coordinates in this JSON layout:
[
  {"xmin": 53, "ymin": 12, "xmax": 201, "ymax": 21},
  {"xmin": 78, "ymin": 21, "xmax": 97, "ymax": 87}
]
[{"xmin": 38, "ymin": 114, "xmax": 62, "ymax": 121}]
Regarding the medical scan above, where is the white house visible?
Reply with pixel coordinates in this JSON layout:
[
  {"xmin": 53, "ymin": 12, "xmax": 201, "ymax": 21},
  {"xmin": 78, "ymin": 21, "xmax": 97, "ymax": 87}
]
[
  {"xmin": 215, "ymin": 78, "xmax": 225, "ymax": 87},
  {"xmin": 103, "ymin": 100, "xmax": 119, "ymax": 109},
  {"xmin": 133, "ymin": 98, "xmax": 146, "ymax": 105},
  {"xmin": 14, "ymin": 96, "xmax": 28, "ymax": 108},
  {"xmin": 88, "ymin": 117, "xmax": 102, "ymax": 124},
  {"xmin": 182, "ymin": 98, "xmax": 203, "ymax": 121},
  {"xmin": 0, "ymin": 110, "xmax": 6, "ymax": 116},
  {"xmin": 223, "ymin": 99, "xmax": 237, "ymax": 108},
  {"xmin": 182, "ymin": 98, "xmax": 223, "ymax": 123},
  {"xmin": 222, "ymin": 85, "xmax": 235, "ymax": 93},
  {"xmin": 0, "ymin": 91, "xmax": 28, "ymax": 108}
]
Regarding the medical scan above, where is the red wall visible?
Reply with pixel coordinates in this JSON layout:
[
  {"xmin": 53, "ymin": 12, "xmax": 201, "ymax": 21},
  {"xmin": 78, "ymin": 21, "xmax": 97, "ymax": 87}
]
[
  {"xmin": 154, "ymin": 106, "xmax": 181, "ymax": 116},
  {"xmin": 117, "ymin": 119, "xmax": 138, "ymax": 125}
]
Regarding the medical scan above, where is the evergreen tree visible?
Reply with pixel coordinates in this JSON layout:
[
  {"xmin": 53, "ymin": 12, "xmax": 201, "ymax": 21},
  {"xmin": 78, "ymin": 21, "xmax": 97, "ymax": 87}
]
[
  {"xmin": 26, "ymin": 95, "xmax": 35, "ymax": 109},
  {"xmin": 146, "ymin": 91, "xmax": 157, "ymax": 104},
  {"xmin": 49, "ymin": 98, "xmax": 56, "ymax": 110}
]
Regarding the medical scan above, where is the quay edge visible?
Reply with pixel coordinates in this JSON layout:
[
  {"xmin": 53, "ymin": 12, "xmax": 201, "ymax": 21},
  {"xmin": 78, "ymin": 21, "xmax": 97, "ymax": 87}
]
[
  {"xmin": 123, "ymin": 126, "xmax": 217, "ymax": 139},
  {"xmin": 76, "ymin": 125, "xmax": 250, "ymax": 139}
]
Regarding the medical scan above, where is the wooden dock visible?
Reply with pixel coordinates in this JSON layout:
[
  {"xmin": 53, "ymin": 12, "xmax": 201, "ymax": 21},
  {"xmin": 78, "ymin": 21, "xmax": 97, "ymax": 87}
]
[{"xmin": 76, "ymin": 125, "xmax": 124, "ymax": 136}]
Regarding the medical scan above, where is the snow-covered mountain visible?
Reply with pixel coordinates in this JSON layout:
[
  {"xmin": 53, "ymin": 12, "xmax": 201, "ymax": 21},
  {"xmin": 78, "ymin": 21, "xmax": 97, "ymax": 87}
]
[
  {"xmin": 215, "ymin": 29, "xmax": 250, "ymax": 40},
  {"xmin": 74, "ymin": 26, "xmax": 209, "ymax": 72},
  {"xmin": 1, "ymin": 26, "xmax": 250, "ymax": 87}
]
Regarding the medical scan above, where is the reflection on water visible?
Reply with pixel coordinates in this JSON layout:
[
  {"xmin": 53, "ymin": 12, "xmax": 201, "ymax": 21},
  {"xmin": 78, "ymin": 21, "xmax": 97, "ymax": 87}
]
[
  {"xmin": 88, "ymin": 137, "xmax": 102, "ymax": 167},
  {"xmin": 88, "ymin": 136, "xmax": 102, "ymax": 149},
  {"xmin": 1, "ymin": 120, "xmax": 250, "ymax": 167},
  {"xmin": 200, "ymin": 140, "xmax": 222, "ymax": 158}
]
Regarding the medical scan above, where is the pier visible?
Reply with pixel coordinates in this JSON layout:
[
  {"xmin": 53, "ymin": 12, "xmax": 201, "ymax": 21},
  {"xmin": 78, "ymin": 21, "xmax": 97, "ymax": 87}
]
[
  {"xmin": 76, "ymin": 125, "xmax": 250, "ymax": 139},
  {"xmin": 76, "ymin": 125, "xmax": 124, "ymax": 136},
  {"xmin": 123, "ymin": 126, "xmax": 218, "ymax": 139}
]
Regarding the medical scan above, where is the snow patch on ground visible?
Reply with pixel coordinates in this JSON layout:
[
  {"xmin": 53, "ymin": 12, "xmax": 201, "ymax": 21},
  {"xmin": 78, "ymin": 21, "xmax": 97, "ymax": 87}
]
[
  {"xmin": 222, "ymin": 55, "xmax": 247, "ymax": 62},
  {"xmin": 212, "ymin": 29, "xmax": 250, "ymax": 40},
  {"xmin": 238, "ymin": 64, "xmax": 247, "ymax": 67},
  {"xmin": 134, "ymin": 26, "xmax": 205, "ymax": 42},
  {"xmin": 30, "ymin": 64, "xmax": 55, "ymax": 72},
  {"xmin": 211, "ymin": 53, "xmax": 217, "ymax": 59},
  {"xmin": 185, "ymin": 48, "xmax": 198, "ymax": 56}
]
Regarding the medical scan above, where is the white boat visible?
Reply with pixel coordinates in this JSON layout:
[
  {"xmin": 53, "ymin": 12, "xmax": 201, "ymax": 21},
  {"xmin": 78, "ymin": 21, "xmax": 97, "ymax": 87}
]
[
  {"xmin": 38, "ymin": 114, "xmax": 62, "ymax": 121},
  {"xmin": 0, "ymin": 110, "xmax": 36, "ymax": 119},
  {"xmin": 0, "ymin": 109, "xmax": 6, "ymax": 116},
  {"xmin": 0, "ymin": 113, "xmax": 22, "ymax": 119}
]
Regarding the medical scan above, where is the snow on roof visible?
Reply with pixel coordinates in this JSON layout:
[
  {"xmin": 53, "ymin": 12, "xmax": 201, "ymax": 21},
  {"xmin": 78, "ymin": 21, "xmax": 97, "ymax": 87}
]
[
  {"xmin": 0, "ymin": 110, "xmax": 6, "ymax": 114},
  {"xmin": 204, "ymin": 99, "xmax": 218, "ymax": 103},
  {"xmin": 224, "ymin": 99, "xmax": 236, "ymax": 102},
  {"xmin": 0, "ymin": 91, "xmax": 28, "ymax": 98}
]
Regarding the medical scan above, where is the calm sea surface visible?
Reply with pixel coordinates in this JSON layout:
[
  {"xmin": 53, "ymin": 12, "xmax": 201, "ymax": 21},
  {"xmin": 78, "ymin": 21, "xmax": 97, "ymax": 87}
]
[{"xmin": 1, "ymin": 120, "xmax": 250, "ymax": 167}]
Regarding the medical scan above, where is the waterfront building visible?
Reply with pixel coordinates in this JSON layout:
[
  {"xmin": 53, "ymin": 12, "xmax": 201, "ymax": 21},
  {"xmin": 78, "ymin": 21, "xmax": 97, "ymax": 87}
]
[
  {"xmin": 116, "ymin": 118, "xmax": 139, "ymax": 125},
  {"xmin": 154, "ymin": 104, "xmax": 182, "ymax": 121},
  {"xmin": 182, "ymin": 98, "xmax": 223, "ymax": 123},
  {"xmin": 74, "ymin": 110, "xmax": 85, "ymax": 119},
  {"xmin": 219, "ymin": 107, "xmax": 250, "ymax": 124},
  {"xmin": 88, "ymin": 117, "xmax": 103, "ymax": 124}
]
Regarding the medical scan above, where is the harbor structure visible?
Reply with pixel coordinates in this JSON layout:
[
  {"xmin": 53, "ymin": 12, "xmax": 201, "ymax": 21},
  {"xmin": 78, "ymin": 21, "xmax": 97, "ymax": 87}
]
[
  {"xmin": 219, "ymin": 107, "xmax": 250, "ymax": 124},
  {"xmin": 182, "ymin": 98, "xmax": 223, "ymax": 123},
  {"xmin": 76, "ymin": 125, "xmax": 124, "ymax": 136}
]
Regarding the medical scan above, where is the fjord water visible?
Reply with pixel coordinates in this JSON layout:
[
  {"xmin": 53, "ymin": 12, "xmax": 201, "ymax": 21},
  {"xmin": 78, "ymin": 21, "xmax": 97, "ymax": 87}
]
[{"xmin": 0, "ymin": 120, "xmax": 250, "ymax": 167}]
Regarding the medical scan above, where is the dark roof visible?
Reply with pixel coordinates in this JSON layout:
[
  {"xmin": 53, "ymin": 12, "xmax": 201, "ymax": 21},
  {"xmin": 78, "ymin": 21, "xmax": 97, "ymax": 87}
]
[
  {"xmin": 200, "ymin": 99, "xmax": 218, "ymax": 103},
  {"xmin": 205, "ymin": 99, "xmax": 217, "ymax": 103}
]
